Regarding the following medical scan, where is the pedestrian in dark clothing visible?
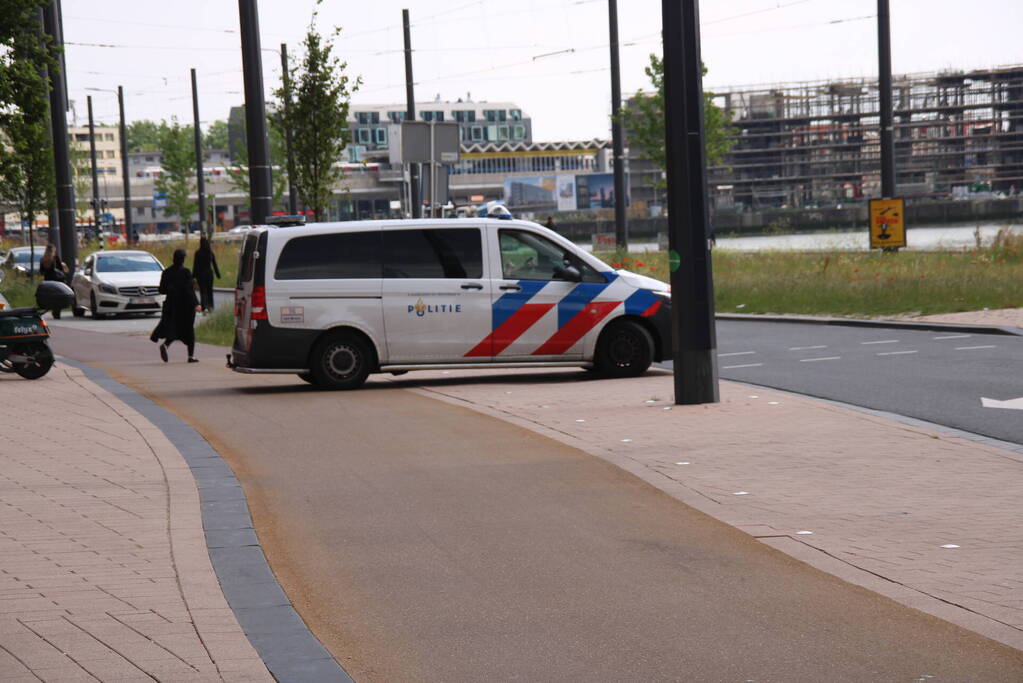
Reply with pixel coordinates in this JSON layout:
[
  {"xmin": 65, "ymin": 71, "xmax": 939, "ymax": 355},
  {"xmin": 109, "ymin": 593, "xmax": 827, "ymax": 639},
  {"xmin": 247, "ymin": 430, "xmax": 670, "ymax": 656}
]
[
  {"xmin": 39, "ymin": 244, "xmax": 69, "ymax": 319},
  {"xmin": 150, "ymin": 248, "xmax": 200, "ymax": 363},
  {"xmin": 192, "ymin": 236, "xmax": 221, "ymax": 313}
]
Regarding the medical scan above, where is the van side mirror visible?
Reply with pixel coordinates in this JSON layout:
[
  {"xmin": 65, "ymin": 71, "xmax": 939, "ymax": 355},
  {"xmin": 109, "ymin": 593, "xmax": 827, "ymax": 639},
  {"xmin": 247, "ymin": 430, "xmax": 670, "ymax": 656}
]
[{"xmin": 553, "ymin": 264, "xmax": 581, "ymax": 282}]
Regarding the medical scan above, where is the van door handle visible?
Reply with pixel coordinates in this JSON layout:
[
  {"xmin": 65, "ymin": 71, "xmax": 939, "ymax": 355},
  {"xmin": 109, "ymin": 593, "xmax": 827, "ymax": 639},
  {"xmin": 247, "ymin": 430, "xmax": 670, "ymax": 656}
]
[
  {"xmin": 499, "ymin": 284, "xmax": 522, "ymax": 291},
  {"xmin": 460, "ymin": 283, "xmax": 483, "ymax": 290}
]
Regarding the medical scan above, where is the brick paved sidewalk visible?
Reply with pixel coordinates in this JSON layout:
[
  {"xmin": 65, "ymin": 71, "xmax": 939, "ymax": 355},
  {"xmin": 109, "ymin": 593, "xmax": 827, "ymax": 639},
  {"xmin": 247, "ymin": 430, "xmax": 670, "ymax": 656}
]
[
  {"xmin": 0, "ymin": 365, "xmax": 271, "ymax": 682},
  {"xmin": 405, "ymin": 368, "xmax": 1023, "ymax": 652}
]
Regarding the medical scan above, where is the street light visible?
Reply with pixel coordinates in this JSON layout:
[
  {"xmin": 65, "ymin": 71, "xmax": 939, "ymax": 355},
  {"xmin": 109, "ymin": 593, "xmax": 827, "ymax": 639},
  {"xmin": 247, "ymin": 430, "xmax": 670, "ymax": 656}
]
[{"xmin": 84, "ymin": 86, "xmax": 133, "ymax": 242}]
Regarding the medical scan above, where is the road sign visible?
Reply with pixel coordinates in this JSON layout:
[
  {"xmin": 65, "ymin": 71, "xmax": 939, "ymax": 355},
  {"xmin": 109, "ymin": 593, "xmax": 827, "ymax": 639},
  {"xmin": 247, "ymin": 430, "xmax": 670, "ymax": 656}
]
[{"xmin": 869, "ymin": 198, "xmax": 906, "ymax": 249}]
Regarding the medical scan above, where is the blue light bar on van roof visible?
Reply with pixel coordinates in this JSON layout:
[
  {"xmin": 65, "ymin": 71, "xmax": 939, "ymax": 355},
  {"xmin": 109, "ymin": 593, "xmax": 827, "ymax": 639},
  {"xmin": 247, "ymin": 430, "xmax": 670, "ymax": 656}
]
[{"xmin": 265, "ymin": 215, "xmax": 306, "ymax": 227}]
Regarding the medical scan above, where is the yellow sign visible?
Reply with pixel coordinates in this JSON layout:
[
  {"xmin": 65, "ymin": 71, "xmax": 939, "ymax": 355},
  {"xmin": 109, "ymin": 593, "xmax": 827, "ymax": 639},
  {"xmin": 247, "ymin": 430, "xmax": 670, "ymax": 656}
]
[{"xmin": 869, "ymin": 198, "xmax": 906, "ymax": 249}]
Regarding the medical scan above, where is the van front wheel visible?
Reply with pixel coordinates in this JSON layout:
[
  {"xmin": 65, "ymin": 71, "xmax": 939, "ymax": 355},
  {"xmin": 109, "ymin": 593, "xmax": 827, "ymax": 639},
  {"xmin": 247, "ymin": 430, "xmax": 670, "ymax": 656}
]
[
  {"xmin": 309, "ymin": 332, "xmax": 372, "ymax": 390},
  {"xmin": 594, "ymin": 320, "xmax": 653, "ymax": 378}
]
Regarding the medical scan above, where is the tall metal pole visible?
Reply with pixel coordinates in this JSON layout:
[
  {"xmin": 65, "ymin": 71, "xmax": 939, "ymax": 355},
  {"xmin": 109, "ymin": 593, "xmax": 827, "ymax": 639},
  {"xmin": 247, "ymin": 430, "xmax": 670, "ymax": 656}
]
[
  {"xmin": 877, "ymin": 0, "xmax": 895, "ymax": 198},
  {"xmin": 118, "ymin": 85, "xmax": 133, "ymax": 243},
  {"xmin": 403, "ymin": 9, "xmax": 421, "ymax": 218},
  {"xmin": 87, "ymin": 95, "xmax": 101, "ymax": 238},
  {"xmin": 190, "ymin": 68, "xmax": 207, "ymax": 234},
  {"xmin": 36, "ymin": 9, "xmax": 58, "ymax": 248},
  {"xmin": 238, "ymin": 0, "xmax": 272, "ymax": 225},
  {"xmin": 429, "ymin": 121, "xmax": 436, "ymax": 218},
  {"xmin": 608, "ymin": 0, "xmax": 628, "ymax": 249},
  {"xmin": 662, "ymin": 0, "xmax": 719, "ymax": 405},
  {"xmin": 280, "ymin": 43, "xmax": 298, "ymax": 215},
  {"xmin": 42, "ymin": 0, "xmax": 76, "ymax": 270}
]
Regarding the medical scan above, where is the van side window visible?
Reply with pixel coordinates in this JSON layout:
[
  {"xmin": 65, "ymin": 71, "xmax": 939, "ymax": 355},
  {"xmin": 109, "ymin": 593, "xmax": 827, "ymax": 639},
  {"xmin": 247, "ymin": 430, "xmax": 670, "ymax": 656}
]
[
  {"xmin": 382, "ymin": 228, "xmax": 482, "ymax": 279},
  {"xmin": 275, "ymin": 232, "xmax": 382, "ymax": 280},
  {"xmin": 498, "ymin": 230, "xmax": 604, "ymax": 282}
]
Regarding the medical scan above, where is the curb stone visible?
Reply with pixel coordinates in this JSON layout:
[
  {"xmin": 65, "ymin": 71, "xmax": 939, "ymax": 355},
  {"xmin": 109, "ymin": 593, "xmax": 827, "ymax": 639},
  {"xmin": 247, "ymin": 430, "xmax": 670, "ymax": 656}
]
[{"xmin": 58, "ymin": 357, "xmax": 355, "ymax": 683}]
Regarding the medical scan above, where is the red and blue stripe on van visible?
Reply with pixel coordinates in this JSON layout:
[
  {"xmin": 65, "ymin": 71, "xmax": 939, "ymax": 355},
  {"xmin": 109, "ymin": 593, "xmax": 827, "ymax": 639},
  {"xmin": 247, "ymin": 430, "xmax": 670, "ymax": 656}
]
[{"xmin": 465, "ymin": 273, "xmax": 662, "ymax": 358}]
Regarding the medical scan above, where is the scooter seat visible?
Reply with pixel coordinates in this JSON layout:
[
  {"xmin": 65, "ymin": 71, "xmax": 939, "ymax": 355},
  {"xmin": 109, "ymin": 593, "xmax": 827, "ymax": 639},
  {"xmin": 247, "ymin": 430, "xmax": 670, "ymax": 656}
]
[{"xmin": 0, "ymin": 307, "xmax": 39, "ymax": 318}]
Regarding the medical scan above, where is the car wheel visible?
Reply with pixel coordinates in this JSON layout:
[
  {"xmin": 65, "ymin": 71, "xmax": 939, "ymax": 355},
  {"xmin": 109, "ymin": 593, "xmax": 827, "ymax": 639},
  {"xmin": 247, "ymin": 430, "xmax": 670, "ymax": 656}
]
[
  {"xmin": 72, "ymin": 304, "xmax": 86, "ymax": 317},
  {"xmin": 89, "ymin": 292, "xmax": 104, "ymax": 319},
  {"xmin": 594, "ymin": 320, "xmax": 654, "ymax": 378},
  {"xmin": 309, "ymin": 332, "xmax": 373, "ymax": 390}
]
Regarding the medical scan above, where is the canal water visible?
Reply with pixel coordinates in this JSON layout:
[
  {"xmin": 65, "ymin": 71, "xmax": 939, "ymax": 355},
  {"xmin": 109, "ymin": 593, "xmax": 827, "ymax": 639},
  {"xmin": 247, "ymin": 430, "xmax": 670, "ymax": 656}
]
[{"xmin": 588, "ymin": 221, "xmax": 1023, "ymax": 253}]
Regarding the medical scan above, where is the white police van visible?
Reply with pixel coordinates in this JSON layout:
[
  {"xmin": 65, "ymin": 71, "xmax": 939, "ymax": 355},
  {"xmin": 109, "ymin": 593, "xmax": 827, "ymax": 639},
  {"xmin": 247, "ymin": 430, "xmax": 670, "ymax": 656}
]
[{"xmin": 228, "ymin": 218, "xmax": 671, "ymax": 389}]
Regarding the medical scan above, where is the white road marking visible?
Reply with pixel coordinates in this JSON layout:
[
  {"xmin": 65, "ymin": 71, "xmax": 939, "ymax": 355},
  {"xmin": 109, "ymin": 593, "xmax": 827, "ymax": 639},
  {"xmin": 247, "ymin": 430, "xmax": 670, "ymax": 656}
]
[
  {"xmin": 981, "ymin": 397, "xmax": 1023, "ymax": 410},
  {"xmin": 719, "ymin": 351, "xmax": 756, "ymax": 357},
  {"xmin": 955, "ymin": 345, "xmax": 996, "ymax": 350},
  {"xmin": 722, "ymin": 363, "xmax": 763, "ymax": 370},
  {"xmin": 799, "ymin": 356, "xmax": 842, "ymax": 362},
  {"xmin": 877, "ymin": 350, "xmax": 918, "ymax": 356},
  {"xmin": 934, "ymin": 334, "xmax": 971, "ymax": 340},
  {"xmin": 789, "ymin": 345, "xmax": 827, "ymax": 350},
  {"xmin": 861, "ymin": 339, "xmax": 900, "ymax": 345}
]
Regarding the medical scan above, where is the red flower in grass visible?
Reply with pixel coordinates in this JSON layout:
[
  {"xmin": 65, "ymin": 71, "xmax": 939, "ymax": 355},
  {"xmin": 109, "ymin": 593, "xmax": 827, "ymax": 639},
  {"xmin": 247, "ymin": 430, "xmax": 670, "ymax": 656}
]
[
  {"xmin": 888, "ymin": 277, "xmax": 896, "ymax": 281},
  {"xmin": 611, "ymin": 262, "xmax": 622, "ymax": 268},
  {"xmin": 636, "ymin": 261, "xmax": 645, "ymax": 267}
]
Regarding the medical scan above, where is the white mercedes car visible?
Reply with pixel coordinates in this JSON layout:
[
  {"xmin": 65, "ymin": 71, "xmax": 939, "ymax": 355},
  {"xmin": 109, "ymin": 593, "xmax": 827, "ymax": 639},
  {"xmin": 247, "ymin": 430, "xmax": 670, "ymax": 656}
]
[{"xmin": 71, "ymin": 250, "xmax": 165, "ymax": 318}]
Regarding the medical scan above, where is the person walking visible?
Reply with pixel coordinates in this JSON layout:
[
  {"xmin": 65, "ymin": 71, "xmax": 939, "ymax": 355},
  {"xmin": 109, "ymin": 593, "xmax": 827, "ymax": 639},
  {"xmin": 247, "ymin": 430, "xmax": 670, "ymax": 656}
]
[
  {"xmin": 38, "ymin": 244, "xmax": 69, "ymax": 319},
  {"xmin": 150, "ymin": 248, "xmax": 201, "ymax": 363},
  {"xmin": 192, "ymin": 236, "xmax": 221, "ymax": 314}
]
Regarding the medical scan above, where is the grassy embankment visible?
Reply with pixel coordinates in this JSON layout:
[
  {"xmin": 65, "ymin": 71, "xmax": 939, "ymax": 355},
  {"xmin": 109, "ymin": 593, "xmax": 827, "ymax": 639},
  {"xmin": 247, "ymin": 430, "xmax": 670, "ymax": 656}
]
[
  {"xmin": 598, "ymin": 227, "xmax": 1023, "ymax": 318},
  {"xmin": 4, "ymin": 229, "xmax": 1020, "ymax": 347}
]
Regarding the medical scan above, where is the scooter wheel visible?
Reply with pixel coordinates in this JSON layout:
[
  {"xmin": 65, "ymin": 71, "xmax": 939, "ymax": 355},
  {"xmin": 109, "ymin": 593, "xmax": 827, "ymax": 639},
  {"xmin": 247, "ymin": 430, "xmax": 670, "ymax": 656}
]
[{"xmin": 13, "ymin": 342, "xmax": 54, "ymax": 380}]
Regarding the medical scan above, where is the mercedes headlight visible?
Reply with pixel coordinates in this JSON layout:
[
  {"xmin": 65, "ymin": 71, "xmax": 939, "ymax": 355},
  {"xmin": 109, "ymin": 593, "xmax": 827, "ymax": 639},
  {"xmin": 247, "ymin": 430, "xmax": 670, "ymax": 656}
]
[{"xmin": 98, "ymin": 282, "xmax": 117, "ymax": 295}]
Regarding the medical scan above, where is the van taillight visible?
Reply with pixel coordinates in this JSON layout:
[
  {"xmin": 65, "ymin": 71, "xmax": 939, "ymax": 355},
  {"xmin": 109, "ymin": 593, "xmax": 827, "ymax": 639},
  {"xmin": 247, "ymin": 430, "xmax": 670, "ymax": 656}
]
[{"xmin": 250, "ymin": 286, "xmax": 268, "ymax": 320}]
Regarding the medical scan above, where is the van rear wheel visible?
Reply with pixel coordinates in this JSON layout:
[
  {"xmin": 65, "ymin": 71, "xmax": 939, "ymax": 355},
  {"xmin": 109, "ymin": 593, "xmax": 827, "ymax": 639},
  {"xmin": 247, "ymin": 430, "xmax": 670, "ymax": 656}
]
[
  {"xmin": 594, "ymin": 320, "xmax": 654, "ymax": 378},
  {"xmin": 309, "ymin": 332, "xmax": 372, "ymax": 390}
]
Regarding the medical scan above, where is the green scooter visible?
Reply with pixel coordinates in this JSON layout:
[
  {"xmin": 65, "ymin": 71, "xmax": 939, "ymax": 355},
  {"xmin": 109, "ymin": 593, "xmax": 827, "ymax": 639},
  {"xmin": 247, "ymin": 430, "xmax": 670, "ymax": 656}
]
[{"xmin": 0, "ymin": 271, "xmax": 74, "ymax": 380}]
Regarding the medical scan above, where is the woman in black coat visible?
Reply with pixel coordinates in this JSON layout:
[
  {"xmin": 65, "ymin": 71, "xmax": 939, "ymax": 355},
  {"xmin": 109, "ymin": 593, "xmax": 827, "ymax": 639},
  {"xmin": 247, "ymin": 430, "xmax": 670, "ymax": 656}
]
[
  {"xmin": 192, "ymin": 236, "xmax": 221, "ymax": 313},
  {"xmin": 39, "ymin": 244, "xmax": 69, "ymax": 319},
  {"xmin": 150, "ymin": 248, "xmax": 201, "ymax": 362}
]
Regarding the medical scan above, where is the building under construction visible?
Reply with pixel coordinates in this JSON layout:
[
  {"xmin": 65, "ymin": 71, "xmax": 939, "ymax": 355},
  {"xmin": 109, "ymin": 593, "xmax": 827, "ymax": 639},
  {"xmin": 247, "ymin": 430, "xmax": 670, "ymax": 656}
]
[{"xmin": 700, "ymin": 65, "xmax": 1023, "ymax": 210}]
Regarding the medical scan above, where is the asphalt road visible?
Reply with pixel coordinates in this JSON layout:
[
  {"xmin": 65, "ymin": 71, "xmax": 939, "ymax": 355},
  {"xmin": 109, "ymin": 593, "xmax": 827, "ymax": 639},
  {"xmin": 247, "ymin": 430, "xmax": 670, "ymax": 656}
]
[
  {"xmin": 705, "ymin": 320, "xmax": 1023, "ymax": 445},
  {"xmin": 49, "ymin": 327, "xmax": 1023, "ymax": 681}
]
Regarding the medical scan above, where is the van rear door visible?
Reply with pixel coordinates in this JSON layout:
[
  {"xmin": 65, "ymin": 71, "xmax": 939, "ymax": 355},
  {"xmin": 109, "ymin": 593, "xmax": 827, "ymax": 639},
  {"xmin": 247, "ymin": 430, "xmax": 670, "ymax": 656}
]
[{"xmin": 232, "ymin": 231, "xmax": 265, "ymax": 364}]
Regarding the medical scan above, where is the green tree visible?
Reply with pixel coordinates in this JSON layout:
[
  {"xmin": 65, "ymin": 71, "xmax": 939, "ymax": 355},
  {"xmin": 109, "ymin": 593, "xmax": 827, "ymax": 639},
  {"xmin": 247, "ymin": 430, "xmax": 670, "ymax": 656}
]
[
  {"xmin": 154, "ymin": 118, "xmax": 196, "ymax": 230},
  {"xmin": 69, "ymin": 139, "xmax": 93, "ymax": 223},
  {"xmin": 270, "ymin": 14, "xmax": 360, "ymax": 221},
  {"xmin": 204, "ymin": 119, "xmax": 229, "ymax": 150},
  {"xmin": 126, "ymin": 119, "xmax": 162, "ymax": 151},
  {"xmin": 0, "ymin": 0, "xmax": 57, "ymax": 268},
  {"xmin": 620, "ymin": 54, "xmax": 735, "ymax": 190}
]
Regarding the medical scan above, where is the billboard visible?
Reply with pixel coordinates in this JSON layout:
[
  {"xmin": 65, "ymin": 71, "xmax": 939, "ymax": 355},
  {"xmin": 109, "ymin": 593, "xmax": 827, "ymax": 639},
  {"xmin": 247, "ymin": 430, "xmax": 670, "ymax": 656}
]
[
  {"xmin": 504, "ymin": 176, "xmax": 557, "ymax": 211},
  {"xmin": 575, "ymin": 173, "xmax": 620, "ymax": 210},
  {"xmin": 503, "ymin": 173, "xmax": 628, "ymax": 213},
  {"xmin": 556, "ymin": 175, "xmax": 576, "ymax": 211}
]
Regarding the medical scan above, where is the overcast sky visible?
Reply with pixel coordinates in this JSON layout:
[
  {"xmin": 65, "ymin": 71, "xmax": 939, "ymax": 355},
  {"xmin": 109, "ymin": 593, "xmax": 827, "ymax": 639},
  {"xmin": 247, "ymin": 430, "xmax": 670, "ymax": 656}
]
[{"xmin": 63, "ymin": 0, "xmax": 1023, "ymax": 141}]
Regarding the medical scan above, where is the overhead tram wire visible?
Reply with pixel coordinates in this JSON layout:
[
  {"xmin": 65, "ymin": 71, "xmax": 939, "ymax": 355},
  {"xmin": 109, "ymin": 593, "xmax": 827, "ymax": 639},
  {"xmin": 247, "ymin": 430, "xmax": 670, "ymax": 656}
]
[{"xmin": 357, "ymin": 8, "xmax": 873, "ymax": 96}]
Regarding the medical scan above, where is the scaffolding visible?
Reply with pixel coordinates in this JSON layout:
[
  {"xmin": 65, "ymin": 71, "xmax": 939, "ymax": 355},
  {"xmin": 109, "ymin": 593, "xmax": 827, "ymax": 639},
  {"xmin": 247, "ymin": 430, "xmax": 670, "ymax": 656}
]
[{"xmin": 709, "ymin": 65, "xmax": 1023, "ymax": 208}]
